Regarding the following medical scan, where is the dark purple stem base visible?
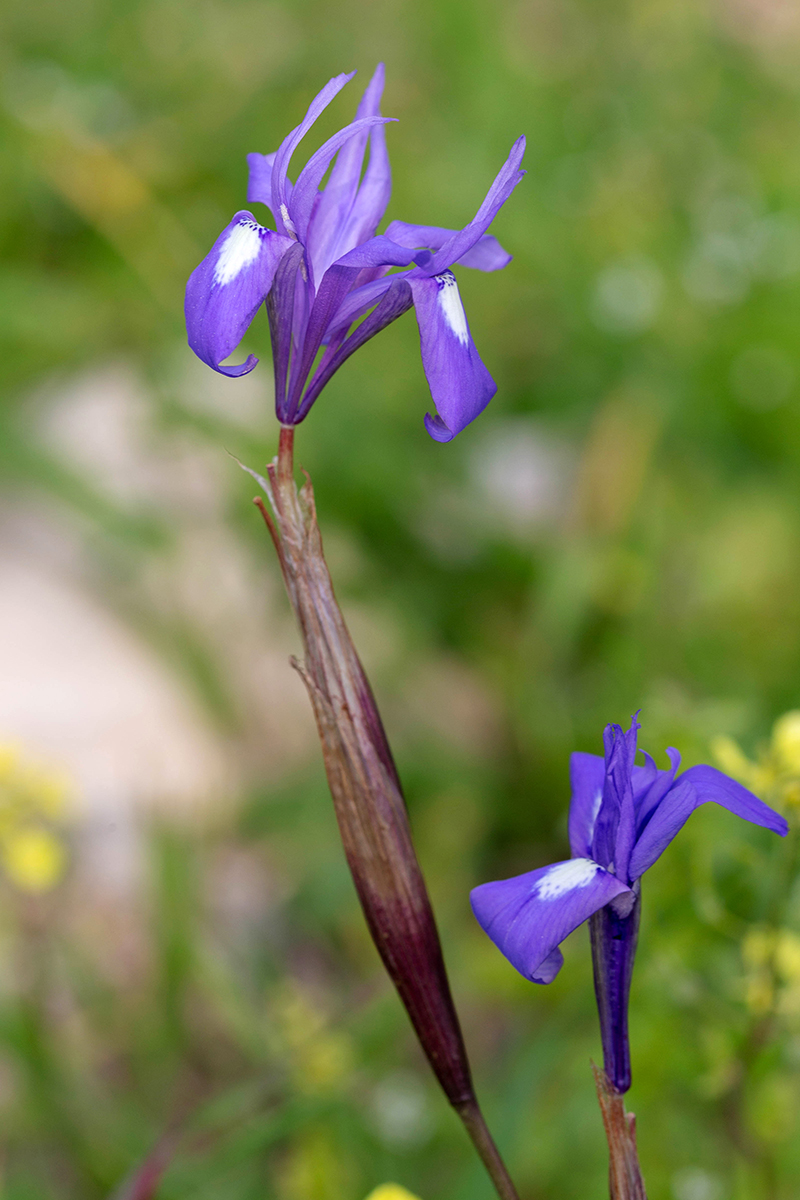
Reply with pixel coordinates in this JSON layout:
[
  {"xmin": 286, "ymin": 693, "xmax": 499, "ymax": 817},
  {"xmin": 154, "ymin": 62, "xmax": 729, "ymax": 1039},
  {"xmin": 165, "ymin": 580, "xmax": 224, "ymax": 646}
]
[{"xmin": 589, "ymin": 885, "xmax": 641, "ymax": 1094}]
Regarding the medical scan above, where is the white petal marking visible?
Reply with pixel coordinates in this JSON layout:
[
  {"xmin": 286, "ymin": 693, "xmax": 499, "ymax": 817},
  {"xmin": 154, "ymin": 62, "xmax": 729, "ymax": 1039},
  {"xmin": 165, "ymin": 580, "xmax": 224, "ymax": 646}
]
[
  {"xmin": 214, "ymin": 220, "xmax": 263, "ymax": 286},
  {"xmin": 280, "ymin": 203, "xmax": 298, "ymax": 239},
  {"xmin": 588, "ymin": 787, "xmax": 603, "ymax": 839},
  {"xmin": 435, "ymin": 271, "xmax": 469, "ymax": 346},
  {"xmin": 535, "ymin": 858, "xmax": 598, "ymax": 900}
]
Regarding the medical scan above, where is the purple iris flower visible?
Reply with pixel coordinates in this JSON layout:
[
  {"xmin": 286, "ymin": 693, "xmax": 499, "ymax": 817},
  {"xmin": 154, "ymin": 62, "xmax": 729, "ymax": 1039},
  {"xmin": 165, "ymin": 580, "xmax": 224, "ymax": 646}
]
[
  {"xmin": 184, "ymin": 66, "xmax": 526, "ymax": 443},
  {"xmin": 471, "ymin": 714, "xmax": 788, "ymax": 1093}
]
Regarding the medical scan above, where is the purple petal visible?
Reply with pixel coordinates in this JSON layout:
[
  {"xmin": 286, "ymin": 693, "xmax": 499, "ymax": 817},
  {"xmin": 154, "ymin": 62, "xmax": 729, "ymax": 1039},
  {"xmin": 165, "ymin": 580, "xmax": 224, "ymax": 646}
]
[
  {"xmin": 271, "ymin": 71, "xmax": 356, "ymax": 238},
  {"xmin": 631, "ymin": 751, "xmax": 658, "ymax": 803},
  {"xmin": 681, "ymin": 765, "xmax": 789, "ymax": 835},
  {"xmin": 591, "ymin": 717, "xmax": 640, "ymax": 881},
  {"xmin": 426, "ymin": 136, "xmax": 526, "ymax": 275},
  {"xmin": 628, "ymin": 768, "xmax": 788, "ymax": 881},
  {"xmin": 267, "ymin": 242, "xmax": 306, "ymax": 422},
  {"xmin": 246, "ymin": 151, "xmax": 283, "ymax": 222},
  {"xmin": 306, "ymin": 64, "xmax": 391, "ymax": 280},
  {"xmin": 322, "ymin": 275, "xmax": 394, "ymax": 340},
  {"xmin": 185, "ymin": 212, "xmax": 293, "ymax": 377},
  {"xmin": 568, "ymin": 752, "xmax": 605, "ymax": 858},
  {"xmin": 384, "ymin": 221, "xmax": 512, "ymax": 271},
  {"xmin": 333, "ymin": 235, "xmax": 419, "ymax": 271},
  {"xmin": 408, "ymin": 271, "xmax": 496, "ymax": 443},
  {"xmin": 284, "ymin": 237, "xmax": 417, "ymax": 416},
  {"xmin": 289, "ymin": 116, "xmax": 396, "ymax": 249},
  {"xmin": 297, "ymin": 279, "xmax": 414, "ymax": 419},
  {"xmin": 627, "ymin": 778, "xmax": 698, "ymax": 879},
  {"xmin": 332, "ymin": 96, "xmax": 392, "ymax": 260},
  {"xmin": 470, "ymin": 858, "xmax": 632, "ymax": 984},
  {"xmin": 634, "ymin": 747, "xmax": 681, "ymax": 834}
]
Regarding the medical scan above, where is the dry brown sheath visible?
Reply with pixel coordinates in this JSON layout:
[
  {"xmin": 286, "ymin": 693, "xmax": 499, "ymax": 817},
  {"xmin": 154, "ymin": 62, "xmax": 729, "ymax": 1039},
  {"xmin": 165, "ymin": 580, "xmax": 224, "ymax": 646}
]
[
  {"xmin": 592, "ymin": 1064, "xmax": 647, "ymax": 1200},
  {"xmin": 243, "ymin": 430, "xmax": 518, "ymax": 1200}
]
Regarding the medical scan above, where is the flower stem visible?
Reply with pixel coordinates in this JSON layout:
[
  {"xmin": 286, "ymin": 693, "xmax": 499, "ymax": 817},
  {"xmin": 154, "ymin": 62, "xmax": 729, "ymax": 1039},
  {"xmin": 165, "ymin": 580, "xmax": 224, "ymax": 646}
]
[
  {"xmin": 249, "ymin": 425, "xmax": 520, "ymax": 1200},
  {"xmin": 456, "ymin": 1099, "xmax": 522, "ymax": 1200},
  {"xmin": 592, "ymin": 1064, "xmax": 647, "ymax": 1200}
]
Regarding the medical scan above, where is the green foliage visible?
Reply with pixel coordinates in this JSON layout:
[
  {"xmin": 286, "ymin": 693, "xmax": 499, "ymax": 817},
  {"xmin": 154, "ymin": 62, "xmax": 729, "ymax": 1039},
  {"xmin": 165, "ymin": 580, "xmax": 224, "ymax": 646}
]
[{"xmin": 2, "ymin": 0, "xmax": 800, "ymax": 1195}]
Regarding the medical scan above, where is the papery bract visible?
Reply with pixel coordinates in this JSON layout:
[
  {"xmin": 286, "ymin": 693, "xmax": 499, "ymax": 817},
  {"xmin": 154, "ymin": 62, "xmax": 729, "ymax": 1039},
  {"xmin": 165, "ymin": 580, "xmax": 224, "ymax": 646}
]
[{"xmin": 185, "ymin": 66, "xmax": 525, "ymax": 442}]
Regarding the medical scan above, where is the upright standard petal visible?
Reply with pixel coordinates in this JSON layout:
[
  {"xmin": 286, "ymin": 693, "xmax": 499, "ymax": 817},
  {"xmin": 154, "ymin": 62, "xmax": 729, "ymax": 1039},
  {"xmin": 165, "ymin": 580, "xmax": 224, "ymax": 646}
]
[
  {"xmin": 408, "ymin": 271, "xmax": 496, "ymax": 443},
  {"xmin": 246, "ymin": 151, "xmax": 280, "ymax": 219},
  {"xmin": 592, "ymin": 717, "xmax": 639, "ymax": 882},
  {"xmin": 426, "ymin": 137, "xmax": 526, "ymax": 275},
  {"xmin": 384, "ymin": 221, "xmax": 512, "ymax": 271},
  {"xmin": 306, "ymin": 64, "xmax": 391, "ymax": 280},
  {"xmin": 270, "ymin": 71, "xmax": 357, "ymax": 238},
  {"xmin": 289, "ymin": 116, "xmax": 396, "ymax": 248},
  {"xmin": 568, "ymin": 752, "xmax": 605, "ymax": 858},
  {"xmin": 185, "ymin": 212, "xmax": 293, "ymax": 376},
  {"xmin": 471, "ymin": 858, "xmax": 632, "ymax": 984}
]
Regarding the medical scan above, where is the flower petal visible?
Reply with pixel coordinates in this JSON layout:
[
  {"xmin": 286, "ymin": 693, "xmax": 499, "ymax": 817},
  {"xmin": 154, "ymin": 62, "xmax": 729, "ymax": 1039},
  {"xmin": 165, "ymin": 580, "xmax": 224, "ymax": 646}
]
[
  {"xmin": 628, "ymin": 768, "xmax": 788, "ymax": 881},
  {"xmin": 247, "ymin": 151, "xmax": 280, "ymax": 217},
  {"xmin": 297, "ymin": 279, "xmax": 414, "ymax": 419},
  {"xmin": 426, "ymin": 137, "xmax": 526, "ymax": 275},
  {"xmin": 289, "ymin": 116, "xmax": 396, "ymax": 250},
  {"xmin": 267, "ymin": 242, "xmax": 306, "ymax": 422},
  {"xmin": 384, "ymin": 221, "xmax": 512, "ymax": 271},
  {"xmin": 185, "ymin": 212, "xmax": 293, "ymax": 376},
  {"xmin": 471, "ymin": 858, "xmax": 632, "ymax": 983},
  {"xmin": 568, "ymin": 752, "xmax": 605, "ymax": 858},
  {"xmin": 284, "ymin": 237, "xmax": 418, "ymax": 416},
  {"xmin": 592, "ymin": 717, "xmax": 640, "ymax": 881},
  {"xmin": 681, "ymin": 765, "xmax": 788, "ymax": 834},
  {"xmin": 306, "ymin": 64, "xmax": 392, "ymax": 280},
  {"xmin": 408, "ymin": 270, "xmax": 496, "ymax": 443},
  {"xmin": 271, "ymin": 71, "xmax": 357, "ymax": 238},
  {"xmin": 634, "ymin": 747, "xmax": 681, "ymax": 835},
  {"xmin": 322, "ymin": 275, "xmax": 394, "ymax": 341}
]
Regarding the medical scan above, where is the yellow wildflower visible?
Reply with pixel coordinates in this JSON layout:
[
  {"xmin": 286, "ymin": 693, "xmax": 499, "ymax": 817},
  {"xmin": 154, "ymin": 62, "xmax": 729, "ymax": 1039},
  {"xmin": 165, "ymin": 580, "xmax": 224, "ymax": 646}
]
[
  {"xmin": 1, "ymin": 828, "xmax": 66, "ymax": 893},
  {"xmin": 0, "ymin": 744, "xmax": 71, "ymax": 893},
  {"xmin": 712, "ymin": 710, "xmax": 800, "ymax": 815}
]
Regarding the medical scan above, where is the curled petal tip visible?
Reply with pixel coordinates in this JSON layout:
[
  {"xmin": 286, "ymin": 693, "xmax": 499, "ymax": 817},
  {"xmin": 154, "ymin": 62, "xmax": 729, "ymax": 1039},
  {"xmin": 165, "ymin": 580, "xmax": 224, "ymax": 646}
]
[
  {"xmin": 217, "ymin": 354, "xmax": 259, "ymax": 377},
  {"xmin": 424, "ymin": 412, "xmax": 455, "ymax": 442}
]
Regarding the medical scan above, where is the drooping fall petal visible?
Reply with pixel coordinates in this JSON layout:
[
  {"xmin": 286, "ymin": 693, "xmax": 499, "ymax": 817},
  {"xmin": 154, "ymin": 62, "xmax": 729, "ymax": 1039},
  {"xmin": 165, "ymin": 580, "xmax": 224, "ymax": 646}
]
[
  {"xmin": 408, "ymin": 271, "xmax": 496, "ymax": 443},
  {"xmin": 471, "ymin": 858, "xmax": 632, "ymax": 984},
  {"xmin": 185, "ymin": 212, "xmax": 293, "ymax": 376}
]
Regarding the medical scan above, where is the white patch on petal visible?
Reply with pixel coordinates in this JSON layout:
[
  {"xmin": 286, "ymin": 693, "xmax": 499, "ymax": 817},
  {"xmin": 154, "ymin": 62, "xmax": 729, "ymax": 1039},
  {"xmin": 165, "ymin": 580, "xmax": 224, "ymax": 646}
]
[
  {"xmin": 279, "ymin": 203, "xmax": 298, "ymax": 239},
  {"xmin": 535, "ymin": 858, "xmax": 598, "ymax": 900},
  {"xmin": 214, "ymin": 220, "xmax": 263, "ymax": 286},
  {"xmin": 435, "ymin": 272, "xmax": 469, "ymax": 346},
  {"xmin": 588, "ymin": 787, "xmax": 603, "ymax": 839}
]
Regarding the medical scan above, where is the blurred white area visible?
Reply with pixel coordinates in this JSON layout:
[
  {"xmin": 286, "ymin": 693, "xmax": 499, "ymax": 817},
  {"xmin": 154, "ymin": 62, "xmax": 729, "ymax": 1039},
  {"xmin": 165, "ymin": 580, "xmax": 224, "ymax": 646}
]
[
  {"xmin": 591, "ymin": 256, "xmax": 664, "ymax": 334},
  {"xmin": 672, "ymin": 1167, "xmax": 723, "ymax": 1200},
  {"xmin": 472, "ymin": 418, "xmax": 573, "ymax": 530},
  {"xmin": 0, "ymin": 361, "xmax": 316, "ymax": 889},
  {"xmin": 371, "ymin": 1070, "xmax": 432, "ymax": 1150}
]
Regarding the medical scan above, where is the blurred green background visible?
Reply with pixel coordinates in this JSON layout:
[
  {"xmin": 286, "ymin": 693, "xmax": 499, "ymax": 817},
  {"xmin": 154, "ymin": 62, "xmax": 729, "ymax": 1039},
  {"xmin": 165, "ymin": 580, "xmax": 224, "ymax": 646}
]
[{"xmin": 2, "ymin": 0, "xmax": 800, "ymax": 1195}]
